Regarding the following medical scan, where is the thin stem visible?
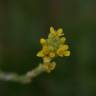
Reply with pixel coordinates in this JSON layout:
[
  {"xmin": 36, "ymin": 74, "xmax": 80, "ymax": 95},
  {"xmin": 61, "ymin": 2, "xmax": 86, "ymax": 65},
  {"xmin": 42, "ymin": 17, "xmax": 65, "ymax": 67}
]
[{"xmin": 0, "ymin": 64, "xmax": 45, "ymax": 84}]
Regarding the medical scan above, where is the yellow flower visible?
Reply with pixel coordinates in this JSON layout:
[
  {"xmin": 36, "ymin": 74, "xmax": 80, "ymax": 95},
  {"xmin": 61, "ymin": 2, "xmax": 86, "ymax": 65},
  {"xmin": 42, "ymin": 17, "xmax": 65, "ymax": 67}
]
[
  {"xmin": 50, "ymin": 26, "xmax": 55, "ymax": 34},
  {"xmin": 64, "ymin": 51, "xmax": 70, "ymax": 56},
  {"xmin": 59, "ymin": 44, "xmax": 69, "ymax": 50},
  {"xmin": 56, "ymin": 44, "xmax": 69, "ymax": 57},
  {"xmin": 60, "ymin": 37, "xmax": 66, "ymax": 43},
  {"xmin": 37, "ymin": 45, "xmax": 53, "ymax": 58},
  {"xmin": 40, "ymin": 38, "xmax": 47, "ymax": 45},
  {"xmin": 42, "ymin": 45, "xmax": 56, "ymax": 58},
  {"xmin": 43, "ymin": 62, "xmax": 56, "ymax": 73},
  {"xmin": 37, "ymin": 50, "xmax": 44, "ymax": 57},
  {"xmin": 37, "ymin": 45, "xmax": 49, "ymax": 57},
  {"xmin": 49, "ymin": 27, "xmax": 64, "ymax": 37},
  {"xmin": 37, "ymin": 27, "xmax": 71, "ymax": 73},
  {"xmin": 49, "ymin": 27, "xmax": 57, "ymax": 38},
  {"xmin": 56, "ymin": 47, "xmax": 65, "ymax": 57},
  {"xmin": 57, "ymin": 28, "xmax": 64, "ymax": 36}
]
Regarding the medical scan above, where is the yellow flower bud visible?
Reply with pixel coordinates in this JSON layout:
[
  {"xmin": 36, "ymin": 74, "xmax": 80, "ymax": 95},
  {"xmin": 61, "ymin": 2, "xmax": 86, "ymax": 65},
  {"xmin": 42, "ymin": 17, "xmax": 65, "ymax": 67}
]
[
  {"xmin": 40, "ymin": 38, "xmax": 47, "ymax": 45},
  {"xmin": 49, "ymin": 26, "xmax": 57, "ymax": 37},
  {"xmin": 42, "ymin": 45, "xmax": 49, "ymax": 56},
  {"xmin": 43, "ymin": 62, "xmax": 56, "ymax": 73},
  {"xmin": 59, "ymin": 44, "xmax": 69, "ymax": 50},
  {"xmin": 64, "ymin": 51, "xmax": 70, "ymax": 56},
  {"xmin": 60, "ymin": 37, "xmax": 66, "ymax": 43},
  {"xmin": 50, "ymin": 26, "xmax": 55, "ymax": 33},
  {"xmin": 57, "ymin": 28, "xmax": 63, "ymax": 34},
  {"xmin": 57, "ymin": 28, "xmax": 64, "ymax": 36},
  {"xmin": 37, "ymin": 50, "xmax": 44, "ymax": 57},
  {"xmin": 56, "ymin": 48, "xmax": 65, "ymax": 57}
]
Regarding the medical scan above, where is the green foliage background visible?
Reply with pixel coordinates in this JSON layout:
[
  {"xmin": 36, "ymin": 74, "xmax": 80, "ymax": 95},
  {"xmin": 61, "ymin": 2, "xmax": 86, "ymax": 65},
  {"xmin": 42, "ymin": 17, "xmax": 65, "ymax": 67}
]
[{"xmin": 0, "ymin": 0, "xmax": 96, "ymax": 96}]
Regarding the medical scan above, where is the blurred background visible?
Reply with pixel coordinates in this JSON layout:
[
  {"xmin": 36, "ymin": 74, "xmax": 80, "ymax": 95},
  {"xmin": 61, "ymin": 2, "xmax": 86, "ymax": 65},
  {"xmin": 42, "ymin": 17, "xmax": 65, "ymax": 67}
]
[{"xmin": 0, "ymin": 0, "xmax": 96, "ymax": 96}]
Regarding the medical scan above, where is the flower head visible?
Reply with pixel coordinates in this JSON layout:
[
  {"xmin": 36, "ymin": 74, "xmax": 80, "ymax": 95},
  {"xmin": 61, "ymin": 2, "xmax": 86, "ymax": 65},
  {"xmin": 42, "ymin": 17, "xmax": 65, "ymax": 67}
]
[
  {"xmin": 56, "ymin": 45, "xmax": 70, "ymax": 57},
  {"xmin": 37, "ymin": 26, "xmax": 71, "ymax": 73}
]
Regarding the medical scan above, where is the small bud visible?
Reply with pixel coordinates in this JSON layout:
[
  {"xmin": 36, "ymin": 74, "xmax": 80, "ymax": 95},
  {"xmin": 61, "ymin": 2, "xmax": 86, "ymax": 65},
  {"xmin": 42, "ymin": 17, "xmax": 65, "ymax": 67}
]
[
  {"xmin": 60, "ymin": 37, "xmax": 66, "ymax": 43},
  {"xmin": 50, "ymin": 26, "xmax": 55, "ymax": 33},
  {"xmin": 37, "ymin": 51, "xmax": 44, "ymax": 57},
  {"xmin": 60, "ymin": 44, "xmax": 69, "ymax": 50},
  {"xmin": 64, "ymin": 51, "xmax": 70, "ymax": 56},
  {"xmin": 56, "ymin": 48, "xmax": 64, "ymax": 57},
  {"xmin": 57, "ymin": 28, "xmax": 63, "ymax": 34},
  {"xmin": 43, "ymin": 62, "xmax": 56, "ymax": 73},
  {"xmin": 40, "ymin": 38, "xmax": 46, "ymax": 45}
]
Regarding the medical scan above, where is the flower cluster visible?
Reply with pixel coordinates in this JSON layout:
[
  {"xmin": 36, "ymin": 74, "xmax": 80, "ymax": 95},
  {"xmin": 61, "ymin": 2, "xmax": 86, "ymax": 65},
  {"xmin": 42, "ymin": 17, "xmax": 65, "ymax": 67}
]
[
  {"xmin": 0, "ymin": 26, "xmax": 71, "ymax": 83},
  {"xmin": 37, "ymin": 27, "xmax": 70, "ymax": 73}
]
